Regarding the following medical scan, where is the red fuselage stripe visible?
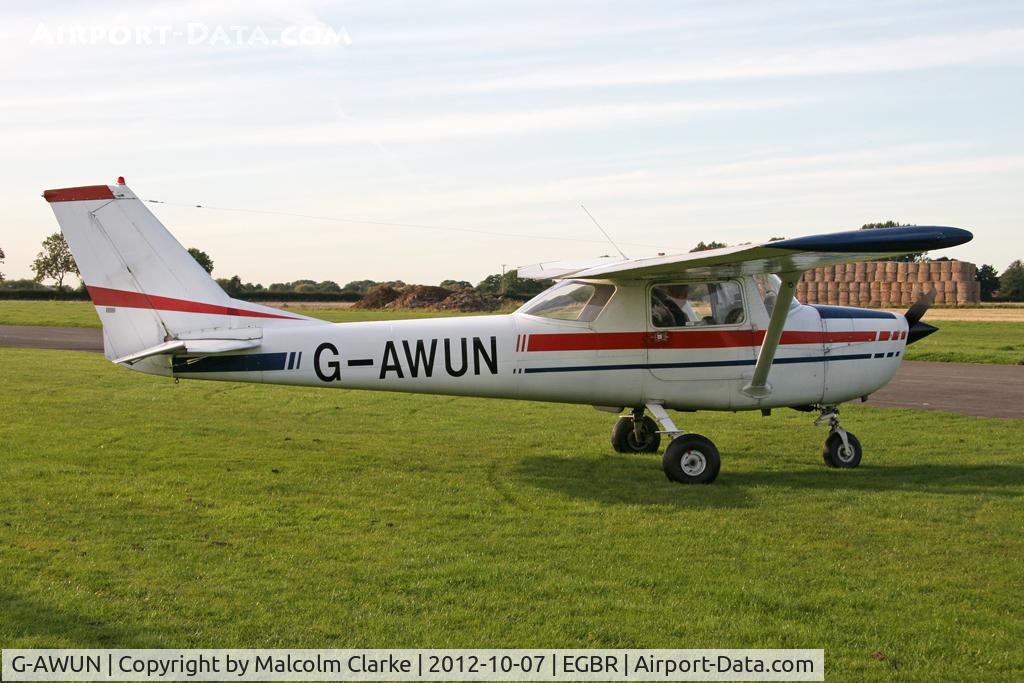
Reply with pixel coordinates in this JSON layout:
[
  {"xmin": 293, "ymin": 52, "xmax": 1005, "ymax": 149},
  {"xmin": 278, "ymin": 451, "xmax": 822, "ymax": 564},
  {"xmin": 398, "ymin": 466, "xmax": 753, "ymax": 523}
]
[
  {"xmin": 526, "ymin": 329, "xmax": 885, "ymax": 352},
  {"xmin": 87, "ymin": 286, "xmax": 302, "ymax": 320}
]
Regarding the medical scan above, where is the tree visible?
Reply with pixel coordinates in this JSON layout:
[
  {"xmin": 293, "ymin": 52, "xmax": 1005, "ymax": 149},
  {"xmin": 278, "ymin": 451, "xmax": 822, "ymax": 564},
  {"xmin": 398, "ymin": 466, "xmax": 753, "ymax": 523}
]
[
  {"xmin": 999, "ymin": 260, "xmax": 1024, "ymax": 301},
  {"xmin": 0, "ymin": 278, "xmax": 47, "ymax": 291},
  {"xmin": 32, "ymin": 232, "xmax": 79, "ymax": 289},
  {"xmin": 343, "ymin": 280, "xmax": 379, "ymax": 294},
  {"xmin": 976, "ymin": 264, "xmax": 1001, "ymax": 301},
  {"xmin": 218, "ymin": 275, "xmax": 244, "ymax": 296},
  {"xmin": 476, "ymin": 270, "xmax": 552, "ymax": 299},
  {"xmin": 216, "ymin": 275, "xmax": 264, "ymax": 296},
  {"xmin": 187, "ymin": 247, "xmax": 214, "ymax": 274},
  {"xmin": 315, "ymin": 280, "xmax": 342, "ymax": 293},
  {"xmin": 860, "ymin": 221, "xmax": 926, "ymax": 262},
  {"xmin": 690, "ymin": 240, "xmax": 728, "ymax": 252},
  {"xmin": 475, "ymin": 273, "xmax": 503, "ymax": 296},
  {"xmin": 0, "ymin": 245, "xmax": 5, "ymax": 281},
  {"xmin": 440, "ymin": 279, "xmax": 472, "ymax": 290}
]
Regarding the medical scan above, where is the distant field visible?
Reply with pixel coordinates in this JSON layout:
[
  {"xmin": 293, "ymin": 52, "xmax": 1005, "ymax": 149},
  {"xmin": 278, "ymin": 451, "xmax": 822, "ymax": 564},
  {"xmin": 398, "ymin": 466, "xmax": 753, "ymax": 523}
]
[
  {"xmin": 2, "ymin": 347, "xmax": 1022, "ymax": 680},
  {"xmin": 0, "ymin": 301, "xmax": 480, "ymax": 328},
  {"xmin": 2, "ymin": 301, "xmax": 1022, "ymax": 364}
]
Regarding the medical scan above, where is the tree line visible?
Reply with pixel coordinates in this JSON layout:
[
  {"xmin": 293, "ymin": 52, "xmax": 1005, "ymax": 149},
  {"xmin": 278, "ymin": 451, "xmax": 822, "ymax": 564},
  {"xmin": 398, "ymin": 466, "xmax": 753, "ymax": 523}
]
[{"xmin": 2, "ymin": 231, "xmax": 1024, "ymax": 301}]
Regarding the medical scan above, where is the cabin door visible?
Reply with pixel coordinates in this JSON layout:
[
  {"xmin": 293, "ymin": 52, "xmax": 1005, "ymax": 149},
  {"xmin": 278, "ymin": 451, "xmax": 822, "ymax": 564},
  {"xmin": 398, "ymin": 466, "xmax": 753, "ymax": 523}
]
[{"xmin": 645, "ymin": 281, "xmax": 756, "ymax": 404}]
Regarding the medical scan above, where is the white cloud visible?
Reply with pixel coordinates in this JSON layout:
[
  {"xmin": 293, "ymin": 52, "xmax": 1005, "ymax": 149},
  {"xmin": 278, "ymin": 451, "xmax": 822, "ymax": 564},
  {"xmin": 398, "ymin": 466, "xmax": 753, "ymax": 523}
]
[
  {"xmin": 442, "ymin": 28, "xmax": 1024, "ymax": 93},
  {"xmin": 0, "ymin": 94, "xmax": 823, "ymax": 156}
]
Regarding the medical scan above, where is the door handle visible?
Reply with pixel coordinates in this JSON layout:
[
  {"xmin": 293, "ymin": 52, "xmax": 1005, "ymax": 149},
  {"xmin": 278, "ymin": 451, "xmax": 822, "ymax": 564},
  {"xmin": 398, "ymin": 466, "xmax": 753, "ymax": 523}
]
[{"xmin": 645, "ymin": 331, "xmax": 673, "ymax": 346}]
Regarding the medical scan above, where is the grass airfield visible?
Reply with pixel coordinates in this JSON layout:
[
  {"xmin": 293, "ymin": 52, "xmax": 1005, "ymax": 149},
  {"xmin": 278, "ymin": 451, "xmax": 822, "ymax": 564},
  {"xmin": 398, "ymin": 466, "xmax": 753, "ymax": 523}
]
[{"xmin": 2, "ymin": 342, "xmax": 1023, "ymax": 681}]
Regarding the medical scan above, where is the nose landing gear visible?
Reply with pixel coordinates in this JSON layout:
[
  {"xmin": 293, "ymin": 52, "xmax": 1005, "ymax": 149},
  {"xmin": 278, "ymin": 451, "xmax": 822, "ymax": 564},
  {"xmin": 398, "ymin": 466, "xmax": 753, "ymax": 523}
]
[{"xmin": 816, "ymin": 406, "xmax": 862, "ymax": 468}]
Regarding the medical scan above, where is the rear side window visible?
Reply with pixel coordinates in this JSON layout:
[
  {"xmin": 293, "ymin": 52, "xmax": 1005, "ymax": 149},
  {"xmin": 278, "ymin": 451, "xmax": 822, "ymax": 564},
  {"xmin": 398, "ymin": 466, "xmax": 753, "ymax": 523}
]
[
  {"xmin": 651, "ymin": 281, "xmax": 745, "ymax": 328},
  {"xmin": 522, "ymin": 282, "xmax": 615, "ymax": 322}
]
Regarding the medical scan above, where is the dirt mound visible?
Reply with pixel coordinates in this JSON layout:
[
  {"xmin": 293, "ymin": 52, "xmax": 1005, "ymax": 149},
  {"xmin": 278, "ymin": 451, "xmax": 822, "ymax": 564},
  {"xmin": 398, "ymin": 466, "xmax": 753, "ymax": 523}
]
[
  {"xmin": 352, "ymin": 285, "xmax": 402, "ymax": 309},
  {"xmin": 384, "ymin": 285, "xmax": 456, "ymax": 309},
  {"xmin": 354, "ymin": 284, "xmax": 508, "ymax": 312},
  {"xmin": 434, "ymin": 288, "xmax": 503, "ymax": 312}
]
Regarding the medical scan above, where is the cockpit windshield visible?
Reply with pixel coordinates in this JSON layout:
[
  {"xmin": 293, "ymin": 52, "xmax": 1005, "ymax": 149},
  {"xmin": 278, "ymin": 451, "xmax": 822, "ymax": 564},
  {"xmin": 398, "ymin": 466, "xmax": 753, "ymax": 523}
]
[{"xmin": 520, "ymin": 281, "xmax": 615, "ymax": 322}]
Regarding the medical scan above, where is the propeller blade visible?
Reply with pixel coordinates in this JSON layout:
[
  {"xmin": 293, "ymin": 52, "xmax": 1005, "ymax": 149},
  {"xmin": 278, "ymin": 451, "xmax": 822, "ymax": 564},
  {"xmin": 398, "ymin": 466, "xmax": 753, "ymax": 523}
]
[
  {"xmin": 905, "ymin": 287, "xmax": 937, "ymax": 327},
  {"xmin": 905, "ymin": 287, "xmax": 938, "ymax": 345}
]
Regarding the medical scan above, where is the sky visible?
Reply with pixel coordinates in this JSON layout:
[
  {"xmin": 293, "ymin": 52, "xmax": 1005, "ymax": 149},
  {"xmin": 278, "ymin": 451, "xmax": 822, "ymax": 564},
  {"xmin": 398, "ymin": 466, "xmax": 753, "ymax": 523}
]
[{"xmin": 1, "ymin": 0, "xmax": 1022, "ymax": 287}]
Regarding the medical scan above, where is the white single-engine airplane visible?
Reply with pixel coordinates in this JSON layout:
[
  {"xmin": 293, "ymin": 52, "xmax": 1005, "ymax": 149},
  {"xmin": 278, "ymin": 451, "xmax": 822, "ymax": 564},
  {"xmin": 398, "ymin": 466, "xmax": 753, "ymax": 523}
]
[{"xmin": 45, "ymin": 179, "xmax": 972, "ymax": 484}]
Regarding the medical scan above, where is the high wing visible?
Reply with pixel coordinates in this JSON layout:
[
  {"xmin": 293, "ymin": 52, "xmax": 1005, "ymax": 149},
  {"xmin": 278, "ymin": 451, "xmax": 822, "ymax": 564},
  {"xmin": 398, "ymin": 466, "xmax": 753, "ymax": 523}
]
[
  {"xmin": 518, "ymin": 225, "xmax": 973, "ymax": 400},
  {"xmin": 518, "ymin": 226, "xmax": 973, "ymax": 281}
]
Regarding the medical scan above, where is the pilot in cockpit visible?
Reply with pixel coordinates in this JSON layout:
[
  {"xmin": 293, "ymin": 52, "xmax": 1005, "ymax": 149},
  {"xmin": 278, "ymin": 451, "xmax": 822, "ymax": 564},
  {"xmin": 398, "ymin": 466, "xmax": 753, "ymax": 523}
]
[{"xmin": 651, "ymin": 284, "xmax": 699, "ymax": 327}]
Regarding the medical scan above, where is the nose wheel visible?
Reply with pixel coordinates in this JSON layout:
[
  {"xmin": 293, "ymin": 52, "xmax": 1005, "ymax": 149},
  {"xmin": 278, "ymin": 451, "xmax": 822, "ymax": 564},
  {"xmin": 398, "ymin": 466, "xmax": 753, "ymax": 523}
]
[{"xmin": 816, "ymin": 407, "xmax": 862, "ymax": 468}]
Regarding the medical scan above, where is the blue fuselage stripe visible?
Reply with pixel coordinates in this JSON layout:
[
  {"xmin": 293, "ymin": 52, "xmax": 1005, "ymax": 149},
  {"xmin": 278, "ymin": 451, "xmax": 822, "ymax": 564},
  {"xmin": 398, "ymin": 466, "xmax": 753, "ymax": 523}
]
[{"xmin": 172, "ymin": 352, "xmax": 288, "ymax": 373}]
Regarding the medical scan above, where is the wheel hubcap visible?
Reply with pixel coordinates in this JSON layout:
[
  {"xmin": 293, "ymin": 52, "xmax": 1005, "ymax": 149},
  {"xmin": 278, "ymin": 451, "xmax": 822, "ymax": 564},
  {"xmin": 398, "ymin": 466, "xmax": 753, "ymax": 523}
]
[
  {"xmin": 680, "ymin": 450, "xmax": 706, "ymax": 476},
  {"xmin": 836, "ymin": 444, "xmax": 854, "ymax": 462}
]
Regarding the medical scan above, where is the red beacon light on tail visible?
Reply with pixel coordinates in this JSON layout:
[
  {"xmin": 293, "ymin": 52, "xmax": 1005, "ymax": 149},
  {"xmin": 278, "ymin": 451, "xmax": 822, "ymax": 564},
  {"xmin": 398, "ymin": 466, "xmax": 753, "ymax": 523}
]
[{"xmin": 117, "ymin": 176, "xmax": 126, "ymax": 185}]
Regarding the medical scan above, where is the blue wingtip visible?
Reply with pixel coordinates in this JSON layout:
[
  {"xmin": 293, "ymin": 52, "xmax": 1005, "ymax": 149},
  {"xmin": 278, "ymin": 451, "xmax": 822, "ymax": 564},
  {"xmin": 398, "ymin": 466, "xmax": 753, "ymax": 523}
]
[{"xmin": 769, "ymin": 226, "xmax": 973, "ymax": 253}]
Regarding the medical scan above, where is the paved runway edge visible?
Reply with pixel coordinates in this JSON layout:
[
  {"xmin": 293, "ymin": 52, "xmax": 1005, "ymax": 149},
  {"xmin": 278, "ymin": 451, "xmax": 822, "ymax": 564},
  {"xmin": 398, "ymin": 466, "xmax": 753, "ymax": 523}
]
[
  {"xmin": 1, "ymin": 324, "xmax": 1021, "ymax": 419},
  {"xmin": 0, "ymin": 324, "xmax": 103, "ymax": 352}
]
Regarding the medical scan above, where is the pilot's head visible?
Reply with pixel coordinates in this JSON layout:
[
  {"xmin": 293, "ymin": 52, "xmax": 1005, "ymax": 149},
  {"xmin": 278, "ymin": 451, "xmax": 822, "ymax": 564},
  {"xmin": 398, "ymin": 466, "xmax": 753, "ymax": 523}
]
[{"xmin": 664, "ymin": 284, "xmax": 689, "ymax": 299}]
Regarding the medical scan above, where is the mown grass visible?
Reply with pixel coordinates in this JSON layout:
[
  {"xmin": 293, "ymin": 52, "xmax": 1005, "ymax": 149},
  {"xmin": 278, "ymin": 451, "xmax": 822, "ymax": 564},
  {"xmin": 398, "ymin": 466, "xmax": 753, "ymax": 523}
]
[
  {"xmin": 0, "ymin": 300, "xmax": 103, "ymax": 327},
  {"xmin": 902, "ymin": 320, "xmax": 1024, "ymax": 365},
  {"xmin": 1, "ymin": 347, "xmax": 1022, "ymax": 680},
  {"xmin": 2, "ymin": 301, "xmax": 1023, "ymax": 365}
]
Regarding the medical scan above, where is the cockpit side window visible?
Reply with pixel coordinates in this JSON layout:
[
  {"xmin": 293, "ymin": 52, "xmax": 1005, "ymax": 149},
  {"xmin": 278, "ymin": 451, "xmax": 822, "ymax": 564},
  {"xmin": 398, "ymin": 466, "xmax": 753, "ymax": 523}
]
[
  {"xmin": 651, "ymin": 281, "xmax": 745, "ymax": 328},
  {"xmin": 521, "ymin": 281, "xmax": 616, "ymax": 322},
  {"xmin": 753, "ymin": 274, "xmax": 800, "ymax": 317}
]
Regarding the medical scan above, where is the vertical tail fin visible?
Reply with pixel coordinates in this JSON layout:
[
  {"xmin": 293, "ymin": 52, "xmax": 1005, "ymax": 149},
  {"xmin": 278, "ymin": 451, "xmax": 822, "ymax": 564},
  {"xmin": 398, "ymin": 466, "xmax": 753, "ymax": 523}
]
[{"xmin": 43, "ymin": 179, "xmax": 314, "ymax": 361}]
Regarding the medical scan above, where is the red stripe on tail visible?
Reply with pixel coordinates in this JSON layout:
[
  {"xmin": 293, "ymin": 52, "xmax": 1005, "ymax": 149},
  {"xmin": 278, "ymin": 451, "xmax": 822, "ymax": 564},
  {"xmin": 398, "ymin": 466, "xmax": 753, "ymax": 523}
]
[
  {"xmin": 87, "ymin": 286, "xmax": 302, "ymax": 320},
  {"xmin": 43, "ymin": 186, "xmax": 115, "ymax": 202}
]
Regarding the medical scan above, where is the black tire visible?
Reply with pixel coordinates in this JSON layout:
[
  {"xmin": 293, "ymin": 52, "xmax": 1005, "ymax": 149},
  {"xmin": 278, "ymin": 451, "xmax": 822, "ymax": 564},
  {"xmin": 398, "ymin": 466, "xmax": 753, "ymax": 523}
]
[
  {"xmin": 822, "ymin": 431, "xmax": 862, "ymax": 468},
  {"xmin": 662, "ymin": 434, "xmax": 720, "ymax": 484},
  {"xmin": 611, "ymin": 415, "xmax": 662, "ymax": 453}
]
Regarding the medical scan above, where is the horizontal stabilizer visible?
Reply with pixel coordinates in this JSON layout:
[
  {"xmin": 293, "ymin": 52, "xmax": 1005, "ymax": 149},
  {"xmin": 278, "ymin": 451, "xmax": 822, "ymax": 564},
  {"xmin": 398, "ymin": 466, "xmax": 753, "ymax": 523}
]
[{"xmin": 114, "ymin": 337, "xmax": 261, "ymax": 365}]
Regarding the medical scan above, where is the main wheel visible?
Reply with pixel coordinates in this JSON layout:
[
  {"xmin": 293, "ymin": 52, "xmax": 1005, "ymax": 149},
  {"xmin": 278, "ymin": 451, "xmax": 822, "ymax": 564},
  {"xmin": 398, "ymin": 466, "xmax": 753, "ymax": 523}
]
[
  {"xmin": 662, "ymin": 434, "xmax": 720, "ymax": 484},
  {"xmin": 822, "ymin": 431, "xmax": 862, "ymax": 468},
  {"xmin": 611, "ymin": 415, "xmax": 661, "ymax": 453}
]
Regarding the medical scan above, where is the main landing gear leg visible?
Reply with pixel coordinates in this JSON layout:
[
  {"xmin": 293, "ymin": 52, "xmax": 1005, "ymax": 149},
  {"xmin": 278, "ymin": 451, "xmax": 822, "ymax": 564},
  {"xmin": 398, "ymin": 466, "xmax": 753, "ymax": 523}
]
[
  {"xmin": 816, "ymin": 406, "xmax": 863, "ymax": 468},
  {"xmin": 646, "ymin": 402, "xmax": 722, "ymax": 485}
]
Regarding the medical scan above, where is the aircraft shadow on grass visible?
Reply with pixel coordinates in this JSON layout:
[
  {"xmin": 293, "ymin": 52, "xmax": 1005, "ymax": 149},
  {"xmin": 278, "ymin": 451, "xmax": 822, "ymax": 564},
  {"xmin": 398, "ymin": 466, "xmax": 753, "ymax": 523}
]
[
  {"xmin": 513, "ymin": 456, "xmax": 1024, "ymax": 508},
  {"xmin": 0, "ymin": 591, "xmax": 159, "ymax": 648}
]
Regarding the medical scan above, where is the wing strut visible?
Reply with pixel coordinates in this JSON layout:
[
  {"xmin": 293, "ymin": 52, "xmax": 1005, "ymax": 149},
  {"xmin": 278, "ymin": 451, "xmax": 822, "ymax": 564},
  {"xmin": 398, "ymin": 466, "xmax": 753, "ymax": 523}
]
[{"xmin": 742, "ymin": 272, "xmax": 800, "ymax": 398}]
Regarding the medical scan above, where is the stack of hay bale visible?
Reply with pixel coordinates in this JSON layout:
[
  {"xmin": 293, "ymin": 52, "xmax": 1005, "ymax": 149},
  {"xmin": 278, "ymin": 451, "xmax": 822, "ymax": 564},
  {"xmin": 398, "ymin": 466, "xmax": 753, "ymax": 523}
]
[{"xmin": 795, "ymin": 260, "xmax": 980, "ymax": 307}]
